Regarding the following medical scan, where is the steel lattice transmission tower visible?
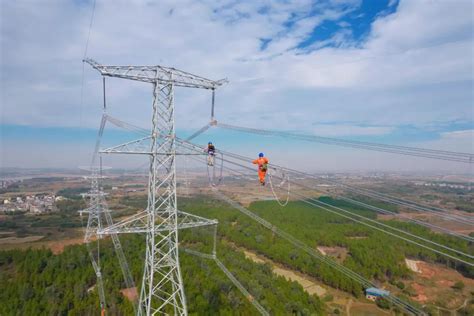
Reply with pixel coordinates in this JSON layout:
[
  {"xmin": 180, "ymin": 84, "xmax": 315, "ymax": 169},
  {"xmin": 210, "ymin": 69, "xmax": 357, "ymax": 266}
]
[
  {"xmin": 79, "ymin": 167, "xmax": 107, "ymax": 312},
  {"xmin": 80, "ymin": 160, "xmax": 139, "ymax": 314},
  {"xmin": 84, "ymin": 59, "xmax": 225, "ymax": 315}
]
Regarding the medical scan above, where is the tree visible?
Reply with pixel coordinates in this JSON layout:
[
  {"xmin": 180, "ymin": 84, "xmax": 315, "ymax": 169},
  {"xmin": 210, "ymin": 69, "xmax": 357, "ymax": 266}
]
[{"xmin": 376, "ymin": 298, "xmax": 390, "ymax": 310}]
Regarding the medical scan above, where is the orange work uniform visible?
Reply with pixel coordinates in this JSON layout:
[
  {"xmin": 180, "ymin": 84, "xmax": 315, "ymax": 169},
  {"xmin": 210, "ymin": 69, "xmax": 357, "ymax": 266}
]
[{"xmin": 252, "ymin": 157, "xmax": 269, "ymax": 184}]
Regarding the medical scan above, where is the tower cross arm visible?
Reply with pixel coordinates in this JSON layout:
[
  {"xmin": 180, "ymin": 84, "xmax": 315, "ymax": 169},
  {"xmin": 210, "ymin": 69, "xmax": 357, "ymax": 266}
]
[{"xmin": 84, "ymin": 58, "xmax": 227, "ymax": 89}]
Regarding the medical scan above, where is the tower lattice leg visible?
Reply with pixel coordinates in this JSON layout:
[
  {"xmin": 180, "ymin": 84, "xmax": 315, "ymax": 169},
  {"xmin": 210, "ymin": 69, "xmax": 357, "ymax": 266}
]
[{"xmin": 138, "ymin": 82, "xmax": 187, "ymax": 315}]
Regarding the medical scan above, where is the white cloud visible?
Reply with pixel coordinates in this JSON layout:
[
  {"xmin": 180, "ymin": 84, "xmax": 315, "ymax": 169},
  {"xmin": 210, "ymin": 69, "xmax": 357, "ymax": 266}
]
[
  {"xmin": 422, "ymin": 129, "xmax": 474, "ymax": 153},
  {"xmin": 1, "ymin": 0, "xmax": 473, "ymax": 169}
]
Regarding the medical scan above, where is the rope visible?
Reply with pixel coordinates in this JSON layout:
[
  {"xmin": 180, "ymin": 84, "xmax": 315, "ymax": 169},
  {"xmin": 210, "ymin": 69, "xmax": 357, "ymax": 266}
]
[
  {"xmin": 206, "ymin": 152, "xmax": 224, "ymax": 187},
  {"xmin": 267, "ymin": 168, "xmax": 290, "ymax": 207}
]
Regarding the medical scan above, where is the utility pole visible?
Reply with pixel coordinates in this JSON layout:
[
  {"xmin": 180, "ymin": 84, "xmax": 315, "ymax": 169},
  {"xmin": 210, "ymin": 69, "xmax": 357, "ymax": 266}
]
[{"xmin": 84, "ymin": 59, "xmax": 225, "ymax": 315}]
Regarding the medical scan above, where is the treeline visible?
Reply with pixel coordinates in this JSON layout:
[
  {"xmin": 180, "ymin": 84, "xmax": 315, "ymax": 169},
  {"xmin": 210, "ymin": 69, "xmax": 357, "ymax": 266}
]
[
  {"xmin": 55, "ymin": 199, "xmax": 86, "ymax": 213},
  {"xmin": 0, "ymin": 232, "xmax": 325, "ymax": 315},
  {"xmin": 56, "ymin": 187, "xmax": 90, "ymax": 200}
]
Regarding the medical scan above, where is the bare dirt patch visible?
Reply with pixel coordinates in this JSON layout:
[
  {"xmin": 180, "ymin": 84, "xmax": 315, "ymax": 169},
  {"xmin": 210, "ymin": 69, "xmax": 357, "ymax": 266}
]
[
  {"xmin": 0, "ymin": 230, "xmax": 85, "ymax": 254},
  {"xmin": 377, "ymin": 212, "xmax": 474, "ymax": 236},
  {"xmin": 405, "ymin": 259, "xmax": 421, "ymax": 273},
  {"xmin": 436, "ymin": 279, "xmax": 455, "ymax": 287},
  {"xmin": 317, "ymin": 246, "xmax": 348, "ymax": 263},
  {"xmin": 272, "ymin": 266, "xmax": 327, "ymax": 296},
  {"xmin": 243, "ymin": 250, "xmax": 265, "ymax": 264},
  {"xmin": 0, "ymin": 235, "xmax": 44, "ymax": 244},
  {"xmin": 350, "ymin": 302, "xmax": 391, "ymax": 316},
  {"xmin": 46, "ymin": 237, "xmax": 85, "ymax": 254},
  {"xmin": 347, "ymin": 236, "xmax": 368, "ymax": 240},
  {"xmin": 121, "ymin": 287, "xmax": 138, "ymax": 302},
  {"xmin": 0, "ymin": 231, "xmax": 15, "ymax": 237},
  {"xmin": 241, "ymin": 246, "xmax": 327, "ymax": 296},
  {"xmin": 404, "ymin": 259, "xmax": 474, "ymax": 310},
  {"xmin": 417, "ymin": 261, "xmax": 436, "ymax": 278},
  {"xmin": 87, "ymin": 284, "xmax": 96, "ymax": 293},
  {"xmin": 411, "ymin": 283, "xmax": 428, "ymax": 302}
]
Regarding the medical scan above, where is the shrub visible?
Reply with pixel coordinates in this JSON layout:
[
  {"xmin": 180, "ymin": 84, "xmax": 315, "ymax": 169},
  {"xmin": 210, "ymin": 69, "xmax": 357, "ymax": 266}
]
[{"xmin": 452, "ymin": 281, "xmax": 465, "ymax": 290}]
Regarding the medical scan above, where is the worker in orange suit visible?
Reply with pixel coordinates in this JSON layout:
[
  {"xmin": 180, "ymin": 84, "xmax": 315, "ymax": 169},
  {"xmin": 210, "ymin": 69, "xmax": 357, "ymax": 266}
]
[{"xmin": 253, "ymin": 153, "xmax": 269, "ymax": 186}]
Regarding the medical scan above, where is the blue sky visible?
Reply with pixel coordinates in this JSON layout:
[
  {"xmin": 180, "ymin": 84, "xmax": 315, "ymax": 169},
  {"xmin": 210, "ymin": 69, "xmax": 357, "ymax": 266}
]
[
  {"xmin": 1, "ymin": 0, "xmax": 473, "ymax": 171},
  {"xmin": 296, "ymin": 0, "xmax": 398, "ymax": 50}
]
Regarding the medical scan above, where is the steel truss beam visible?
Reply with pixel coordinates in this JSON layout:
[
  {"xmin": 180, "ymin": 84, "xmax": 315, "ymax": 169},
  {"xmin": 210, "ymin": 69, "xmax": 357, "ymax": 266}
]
[
  {"xmin": 98, "ymin": 210, "xmax": 218, "ymax": 235},
  {"xmin": 100, "ymin": 136, "xmax": 204, "ymax": 156},
  {"xmin": 84, "ymin": 58, "xmax": 227, "ymax": 89}
]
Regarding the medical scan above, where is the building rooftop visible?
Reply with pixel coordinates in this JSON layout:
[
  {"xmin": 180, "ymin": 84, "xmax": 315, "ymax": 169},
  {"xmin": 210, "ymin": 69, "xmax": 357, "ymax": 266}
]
[{"xmin": 365, "ymin": 287, "xmax": 390, "ymax": 296}]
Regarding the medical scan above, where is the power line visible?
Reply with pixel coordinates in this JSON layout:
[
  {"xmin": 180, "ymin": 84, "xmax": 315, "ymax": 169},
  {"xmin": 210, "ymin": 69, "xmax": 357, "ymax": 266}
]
[
  {"xmin": 92, "ymin": 113, "xmax": 470, "ymax": 313},
  {"xmin": 296, "ymin": 193, "xmax": 474, "ymax": 266},
  {"xmin": 185, "ymin": 153, "xmax": 429, "ymax": 314},
  {"xmin": 183, "ymin": 237, "xmax": 269, "ymax": 315},
  {"xmin": 214, "ymin": 147, "xmax": 474, "ymax": 226},
  {"xmin": 216, "ymin": 122, "xmax": 473, "ymax": 163},
  {"xmin": 178, "ymin": 141, "xmax": 473, "ymax": 265},
  {"xmin": 338, "ymin": 196, "xmax": 474, "ymax": 243},
  {"xmin": 101, "ymin": 118, "xmax": 473, "ymax": 238},
  {"xmin": 207, "ymin": 186, "xmax": 425, "ymax": 315},
  {"xmin": 179, "ymin": 121, "xmax": 474, "ymax": 225},
  {"xmin": 83, "ymin": 0, "xmax": 97, "ymax": 60},
  {"xmin": 333, "ymin": 183, "xmax": 474, "ymax": 226},
  {"xmin": 102, "ymin": 116, "xmax": 473, "ymax": 228}
]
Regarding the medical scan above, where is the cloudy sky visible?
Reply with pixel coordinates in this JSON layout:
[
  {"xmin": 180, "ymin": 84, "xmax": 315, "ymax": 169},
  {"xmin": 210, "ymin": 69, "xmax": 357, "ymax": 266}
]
[{"xmin": 1, "ymin": 0, "xmax": 473, "ymax": 172}]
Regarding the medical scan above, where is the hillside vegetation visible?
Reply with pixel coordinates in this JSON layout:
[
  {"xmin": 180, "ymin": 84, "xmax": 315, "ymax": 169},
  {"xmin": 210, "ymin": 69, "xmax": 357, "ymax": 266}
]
[{"xmin": 1, "ymin": 195, "xmax": 473, "ymax": 315}]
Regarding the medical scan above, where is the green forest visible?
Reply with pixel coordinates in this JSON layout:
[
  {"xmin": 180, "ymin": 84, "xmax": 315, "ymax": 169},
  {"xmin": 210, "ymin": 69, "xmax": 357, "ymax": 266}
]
[
  {"xmin": 1, "ymin": 195, "xmax": 473, "ymax": 315},
  {"xmin": 0, "ymin": 237, "xmax": 324, "ymax": 315}
]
